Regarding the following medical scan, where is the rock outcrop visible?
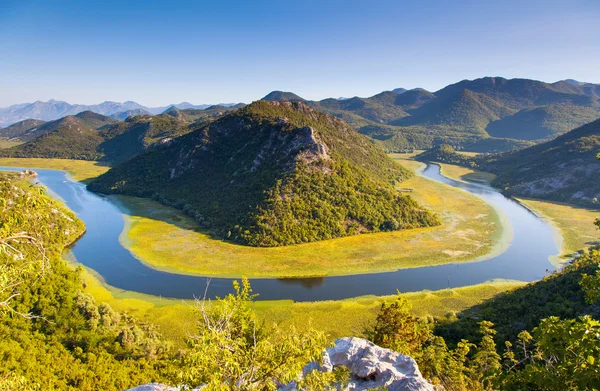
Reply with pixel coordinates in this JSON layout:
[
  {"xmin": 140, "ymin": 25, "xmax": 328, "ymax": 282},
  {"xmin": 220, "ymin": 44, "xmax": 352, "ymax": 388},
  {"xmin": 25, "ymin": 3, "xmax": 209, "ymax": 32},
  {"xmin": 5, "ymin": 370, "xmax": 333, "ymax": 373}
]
[
  {"xmin": 125, "ymin": 337, "xmax": 434, "ymax": 391},
  {"xmin": 290, "ymin": 337, "xmax": 434, "ymax": 391}
]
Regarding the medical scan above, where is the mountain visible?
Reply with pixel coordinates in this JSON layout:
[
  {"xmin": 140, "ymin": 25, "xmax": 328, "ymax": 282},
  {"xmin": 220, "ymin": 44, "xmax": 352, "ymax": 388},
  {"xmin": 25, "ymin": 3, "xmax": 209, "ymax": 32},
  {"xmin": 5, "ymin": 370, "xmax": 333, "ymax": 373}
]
[
  {"xmin": 434, "ymin": 77, "xmax": 596, "ymax": 109},
  {"xmin": 395, "ymin": 89, "xmax": 515, "ymax": 133},
  {"xmin": 88, "ymin": 101, "xmax": 439, "ymax": 247},
  {"xmin": 110, "ymin": 108, "xmax": 152, "ymax": 120},
  {"xmin": 0, "ymin": 111, "xmax": 116, "ymax": 160},
  {"xmin": 98, "ymin": 113, "xmax": 194, "ymax": 164},
  {"xmin": 261, "ymin": 91, "xmax": 305, "ymax": 101},
  {"xmin": 486, "ymin": 104, "xmax": 600, "ymax": 140},
  {"xmin": 484, "ymin": 118, "xmax": 600, "ymax": 205},
  {"xmin": 563, "ymin": 79, "xmax": 586, "ymax": 86},
  {"xmin": 306, "ymin": 77, "xmax": 600, "ymax": 152},
  {"xmin": 0, "ymin": 100, "xmax": 243, "ymax": 127},
  {"xmin": 0, "ymin": 119, "xmax": 46, "ymax": 141},
  {"xmin": 392, "ymin": 88, "xmax": 407, "ymax": 94},
  {"xmin": 313, "ymin": 91, "xmax": 413, "ymax": 124}
]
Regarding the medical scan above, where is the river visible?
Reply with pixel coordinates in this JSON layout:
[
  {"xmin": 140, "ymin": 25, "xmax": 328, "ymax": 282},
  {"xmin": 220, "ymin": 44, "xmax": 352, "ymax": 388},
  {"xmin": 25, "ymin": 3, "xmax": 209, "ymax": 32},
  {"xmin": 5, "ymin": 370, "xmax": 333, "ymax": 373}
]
[{"xmin": 0, "ymin": 164, "xmax": 558, "ymax": 301}]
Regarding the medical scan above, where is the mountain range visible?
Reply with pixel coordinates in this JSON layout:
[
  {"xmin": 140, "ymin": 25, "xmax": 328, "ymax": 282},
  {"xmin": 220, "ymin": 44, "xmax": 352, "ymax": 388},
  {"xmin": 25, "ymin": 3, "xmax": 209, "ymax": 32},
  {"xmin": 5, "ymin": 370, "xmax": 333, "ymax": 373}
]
[
  {"xmin": 0, "ymin": 106, "xmax": 243, "ymax": 163},
  {"xmin": 0, "ymin": 99, "xmax": 241, "ymax": 127},
  {"xmin": 88, "ymin": 101, "xmax": 439, "ymax": 246},
  {"xmin": 2, "ymin": 77, "xmax": 599, "ymax": 155},
  {"xmin": 262, "ymin": 78, "xmax": 600, "ymax": 152}
]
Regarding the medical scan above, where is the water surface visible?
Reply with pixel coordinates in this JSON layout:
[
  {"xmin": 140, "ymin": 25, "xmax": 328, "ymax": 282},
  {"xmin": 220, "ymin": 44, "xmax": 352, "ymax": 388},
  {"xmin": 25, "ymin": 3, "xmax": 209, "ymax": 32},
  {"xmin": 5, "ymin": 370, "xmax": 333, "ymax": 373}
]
[{"xmin": 0, "ymin": 164, "xmax": 558, "ymax": 301}]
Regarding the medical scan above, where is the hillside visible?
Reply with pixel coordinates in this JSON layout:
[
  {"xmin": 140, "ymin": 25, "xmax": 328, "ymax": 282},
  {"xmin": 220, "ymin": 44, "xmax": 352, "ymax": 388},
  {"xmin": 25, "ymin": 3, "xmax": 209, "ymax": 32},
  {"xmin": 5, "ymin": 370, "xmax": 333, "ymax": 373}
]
[
  {"xmin": 486, "ymin": 104, "xmax": 600, "ymax": 140},
  {"xmin": 0, "ymin": 171, "xmax": 173, "ymax": 388},
  {"xmin": 0, "ymin": 119, "xmax": 46, "ymax": 141},
  {"xmin": 89, "ymin": 101, "xmax": 439, "ymax": 247},
  {"xmin": 0, "ymin": 107, "xmax": 236, "ymax": 164},
  {"xmin": 486, "ymin": 118, "xmax": 600, "ymax": 204},
  {"xmin": 309, "ymin": 77, "xmax": 599, "ymax": 152},
  {"xmin": 0, "ymin": 112, "xmax": 115, "ymax": 160},
  {"xmin": 110, "ymin": 108, "xmax": 152, "ymax": 120},
  {"xmin": 396, "ymin": 89, "xmax": 515, "ymax": 133},
  {"xmin": 418, "ymin": 118, "xmax": 600, "ymax": 205}
]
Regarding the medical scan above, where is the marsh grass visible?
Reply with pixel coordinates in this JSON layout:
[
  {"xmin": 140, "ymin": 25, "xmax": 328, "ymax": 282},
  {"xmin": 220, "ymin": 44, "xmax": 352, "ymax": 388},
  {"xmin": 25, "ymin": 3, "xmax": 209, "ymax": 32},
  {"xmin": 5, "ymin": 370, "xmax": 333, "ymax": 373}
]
[
  {"xmin": 0, "ymin": 157, "xmax": 110, "ymax": 182},
  {"xmin": 112, "ymin": 158, "xmax": 503, "ymax": 278},
  {"xmin": 74, "ymin": 257, "xmax": 523, "ymax": 345},
  {"xmin": 518, "ymin": 198, "xmax": 600, "ymax": 259}
]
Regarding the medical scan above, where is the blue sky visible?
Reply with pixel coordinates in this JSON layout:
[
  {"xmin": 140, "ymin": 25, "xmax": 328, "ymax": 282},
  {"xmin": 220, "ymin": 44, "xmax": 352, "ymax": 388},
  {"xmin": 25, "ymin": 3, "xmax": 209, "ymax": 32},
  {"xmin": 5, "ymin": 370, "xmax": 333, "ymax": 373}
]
[{"xmin": 0, "ymin": 0, "xmax": 599, "ymax": 107}]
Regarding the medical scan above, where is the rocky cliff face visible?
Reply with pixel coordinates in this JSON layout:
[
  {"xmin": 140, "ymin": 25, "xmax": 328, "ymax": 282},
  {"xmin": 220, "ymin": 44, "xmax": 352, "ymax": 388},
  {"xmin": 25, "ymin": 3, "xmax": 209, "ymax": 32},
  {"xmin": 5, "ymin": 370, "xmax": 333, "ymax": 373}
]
[{"xmin": 125, "ymin": 338, "xmax": 434, "ymax": 391}]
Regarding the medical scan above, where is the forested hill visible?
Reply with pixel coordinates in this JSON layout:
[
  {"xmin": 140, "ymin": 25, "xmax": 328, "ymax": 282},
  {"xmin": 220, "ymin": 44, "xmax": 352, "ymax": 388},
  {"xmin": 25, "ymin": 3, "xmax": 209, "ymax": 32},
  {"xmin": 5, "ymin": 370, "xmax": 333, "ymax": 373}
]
[{"xmin": 88, "ymin": 100, "xmax": 439, "ymax": 247}]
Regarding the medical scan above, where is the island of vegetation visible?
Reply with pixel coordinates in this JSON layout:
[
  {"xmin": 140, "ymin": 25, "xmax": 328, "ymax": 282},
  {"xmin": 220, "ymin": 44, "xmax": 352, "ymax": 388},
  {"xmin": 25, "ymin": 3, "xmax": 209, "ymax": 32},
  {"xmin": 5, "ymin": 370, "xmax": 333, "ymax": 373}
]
[{"xmin": 88, "ymin": 101, "xmax": 439, "ymax": 247}]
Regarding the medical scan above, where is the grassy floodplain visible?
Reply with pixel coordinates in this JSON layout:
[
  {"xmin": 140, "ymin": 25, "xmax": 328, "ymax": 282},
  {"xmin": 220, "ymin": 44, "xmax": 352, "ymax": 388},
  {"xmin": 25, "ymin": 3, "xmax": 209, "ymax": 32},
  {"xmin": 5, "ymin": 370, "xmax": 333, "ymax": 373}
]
[
  {"xmin": 75, "ymin": 259, "xmax": 524, "ymax": 345},
  {"xmin": 0, "ymin": 157, "xmax": 110, "ymax": 182},
  {"xmin": 112, "ymin": 155, "xmax": 504, "ymax": 278},
  {"xmin": 518, "ymin": 199, "xmax": 599, "ymax": 258}
]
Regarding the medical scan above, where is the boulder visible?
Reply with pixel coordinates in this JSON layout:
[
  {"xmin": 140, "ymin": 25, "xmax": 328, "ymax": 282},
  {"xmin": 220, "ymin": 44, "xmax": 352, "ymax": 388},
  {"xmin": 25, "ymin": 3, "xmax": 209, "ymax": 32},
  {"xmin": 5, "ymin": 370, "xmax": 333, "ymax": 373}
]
[{"xmin": 294, "ymin": 337, "xmax": 435, "ymax": 391}]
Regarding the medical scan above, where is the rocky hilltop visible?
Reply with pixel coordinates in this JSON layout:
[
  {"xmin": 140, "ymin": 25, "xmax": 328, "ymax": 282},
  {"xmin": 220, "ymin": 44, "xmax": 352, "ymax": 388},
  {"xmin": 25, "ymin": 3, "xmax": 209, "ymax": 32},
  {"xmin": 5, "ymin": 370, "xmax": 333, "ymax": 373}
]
[{"xmin": 89, "ymin": 100, "xmax": 439, "ymax": 246}]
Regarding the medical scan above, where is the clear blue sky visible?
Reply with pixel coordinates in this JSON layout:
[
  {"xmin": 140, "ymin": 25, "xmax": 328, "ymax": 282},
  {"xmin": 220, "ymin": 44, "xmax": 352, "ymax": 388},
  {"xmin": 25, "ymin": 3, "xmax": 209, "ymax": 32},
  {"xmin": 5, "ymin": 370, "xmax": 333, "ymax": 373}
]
[{"xmin": 1, "ymin": 0, "xmax": 599, "ymax": 107}]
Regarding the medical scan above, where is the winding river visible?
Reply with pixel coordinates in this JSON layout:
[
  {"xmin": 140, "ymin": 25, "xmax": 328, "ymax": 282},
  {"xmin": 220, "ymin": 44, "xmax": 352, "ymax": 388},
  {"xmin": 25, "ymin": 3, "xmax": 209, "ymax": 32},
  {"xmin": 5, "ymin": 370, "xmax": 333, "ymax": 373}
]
[{"xmin": 1, "ymin": 164, "xmax": 559, "ymax": 301}]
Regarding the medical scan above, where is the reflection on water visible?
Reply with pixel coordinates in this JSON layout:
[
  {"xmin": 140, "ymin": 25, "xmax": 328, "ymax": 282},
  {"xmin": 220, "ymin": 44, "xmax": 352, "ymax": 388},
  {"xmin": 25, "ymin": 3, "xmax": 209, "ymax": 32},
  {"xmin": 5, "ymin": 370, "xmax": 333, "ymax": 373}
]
[
  {"xmin": 0, "ymin": 165, "xmax": 558, "ymax": 301},
  {"xmin": 277, "ymin": 277, "xmax": 326, "ymax": 288}
]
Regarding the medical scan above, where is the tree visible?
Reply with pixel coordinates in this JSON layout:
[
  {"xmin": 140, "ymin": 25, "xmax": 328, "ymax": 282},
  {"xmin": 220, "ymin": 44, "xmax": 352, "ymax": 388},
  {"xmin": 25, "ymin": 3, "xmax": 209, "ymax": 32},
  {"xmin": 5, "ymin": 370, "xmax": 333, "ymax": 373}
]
[
  {"xmin": 500, "ymin": 316, "xmax": 600, "ymax": 390},
  {"xmin": 180, "ymin": 278, "xmax": 329, "ymax": 390}
]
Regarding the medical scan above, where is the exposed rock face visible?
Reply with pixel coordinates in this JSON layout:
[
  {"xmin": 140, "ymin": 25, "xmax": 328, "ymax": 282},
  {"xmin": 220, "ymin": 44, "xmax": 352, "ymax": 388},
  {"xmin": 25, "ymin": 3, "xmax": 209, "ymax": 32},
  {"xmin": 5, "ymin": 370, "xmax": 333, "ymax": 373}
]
[
  {"xmin": 294, "ymin": 337, "xmax": 435, "ymax": 391},
  {"xmin": 125, "ymin": 338, "xmax": 434, "ymax": 391}
]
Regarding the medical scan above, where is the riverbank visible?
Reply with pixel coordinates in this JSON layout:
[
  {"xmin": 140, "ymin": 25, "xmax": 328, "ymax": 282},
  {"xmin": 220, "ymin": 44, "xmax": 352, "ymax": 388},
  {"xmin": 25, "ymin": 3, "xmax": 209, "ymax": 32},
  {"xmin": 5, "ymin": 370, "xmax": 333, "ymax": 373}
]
[
  {"xmin": 0, "ymin": 157, "xmax": 110, "ymax": 182},
  {"xmin": 110, "ymin": 159, "xmax": 504, "ymax": 278},
  {"xmin": 425, "ymin": 159, "xmax": 599, "ymax": 264},
  {"xmin": 72, "ymin": 256, "xmax": 525, "ymax": 346}
]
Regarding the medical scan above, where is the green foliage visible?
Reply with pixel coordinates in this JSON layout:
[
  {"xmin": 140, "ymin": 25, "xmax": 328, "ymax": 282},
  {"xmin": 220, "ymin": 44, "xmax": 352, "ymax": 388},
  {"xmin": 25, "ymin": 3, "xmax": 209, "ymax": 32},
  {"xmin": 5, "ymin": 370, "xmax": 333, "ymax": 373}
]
[
  {"xmin": 0, "ymin": 172, "xmax": 174, "ymax": 390},
  {"xmin": 179, "ymin": 278, "xmax": 329, "ymax": 390},
  {"xmin": 499, "ymin": 316, "xmax": 600, "ymax": 390},
  {"xmin": 363, "ymin": 293, "xmax": 499, "ymax": 390},
  {"xmin": 89, "ymin": 101, "xmax": 439, "ymax": 247}
]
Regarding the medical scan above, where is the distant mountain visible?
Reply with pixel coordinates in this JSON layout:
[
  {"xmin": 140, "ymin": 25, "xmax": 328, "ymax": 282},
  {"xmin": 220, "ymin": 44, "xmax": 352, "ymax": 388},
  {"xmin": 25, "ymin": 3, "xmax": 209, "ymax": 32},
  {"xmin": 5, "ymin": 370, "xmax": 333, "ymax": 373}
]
[
  {"xmin": 486, "ymin": 104, "xmax": 600, "ymax": 140},
  {"xmin": 305, "ymin": 77, "xmax": 600, "ymax": 152},
  {"xmin": 0, "ymin": 111, "xmax": 116, "ymax": 160},
  {"xmin": 0, "ymin": 105, "xmax": 240, "ymax": 163},
  {"xmin": 392, "ymin": 88, "xmax": 408, "ymax": 94},
  {"xmin": 261, "ymin": 91, "xmax": 305, "ymax": 101},
  {"xmin": 110, "ymin": 109, "xmax": 152, "ymax": 120},
  {"xmin": 88, "ymin": 101, "xmax": 439, "ymax": 247},
  {"xmin": 563, "ymin": 79, "xmax": 586, "ymax": 86},
  {"xmin": 0, "ymin": 100, "xmax": 243, "ymax": 127},
  {"xmin": 0, "ymin": 119, "xmax": 46, "ymax": 141}
]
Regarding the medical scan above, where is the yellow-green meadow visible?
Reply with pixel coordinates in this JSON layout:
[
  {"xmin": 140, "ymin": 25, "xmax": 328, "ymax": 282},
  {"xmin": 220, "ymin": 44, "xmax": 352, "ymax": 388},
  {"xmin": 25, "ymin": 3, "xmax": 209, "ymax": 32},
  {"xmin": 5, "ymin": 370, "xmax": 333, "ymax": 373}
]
[
  {"xmin": 111, "ymin": 156, "xmax": 504, "ymax": 278},
  {"xmin": 0, "ymin": 157, "xmax": 110, "ymax": 182}
]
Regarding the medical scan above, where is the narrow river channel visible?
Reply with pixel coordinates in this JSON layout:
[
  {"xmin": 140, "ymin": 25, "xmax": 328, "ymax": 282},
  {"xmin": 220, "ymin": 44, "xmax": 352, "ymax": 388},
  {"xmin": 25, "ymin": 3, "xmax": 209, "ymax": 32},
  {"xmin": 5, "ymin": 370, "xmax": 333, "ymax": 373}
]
[{"xmin": 1, "ymin": 164, "xmax": 558, "ymax": 301}]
